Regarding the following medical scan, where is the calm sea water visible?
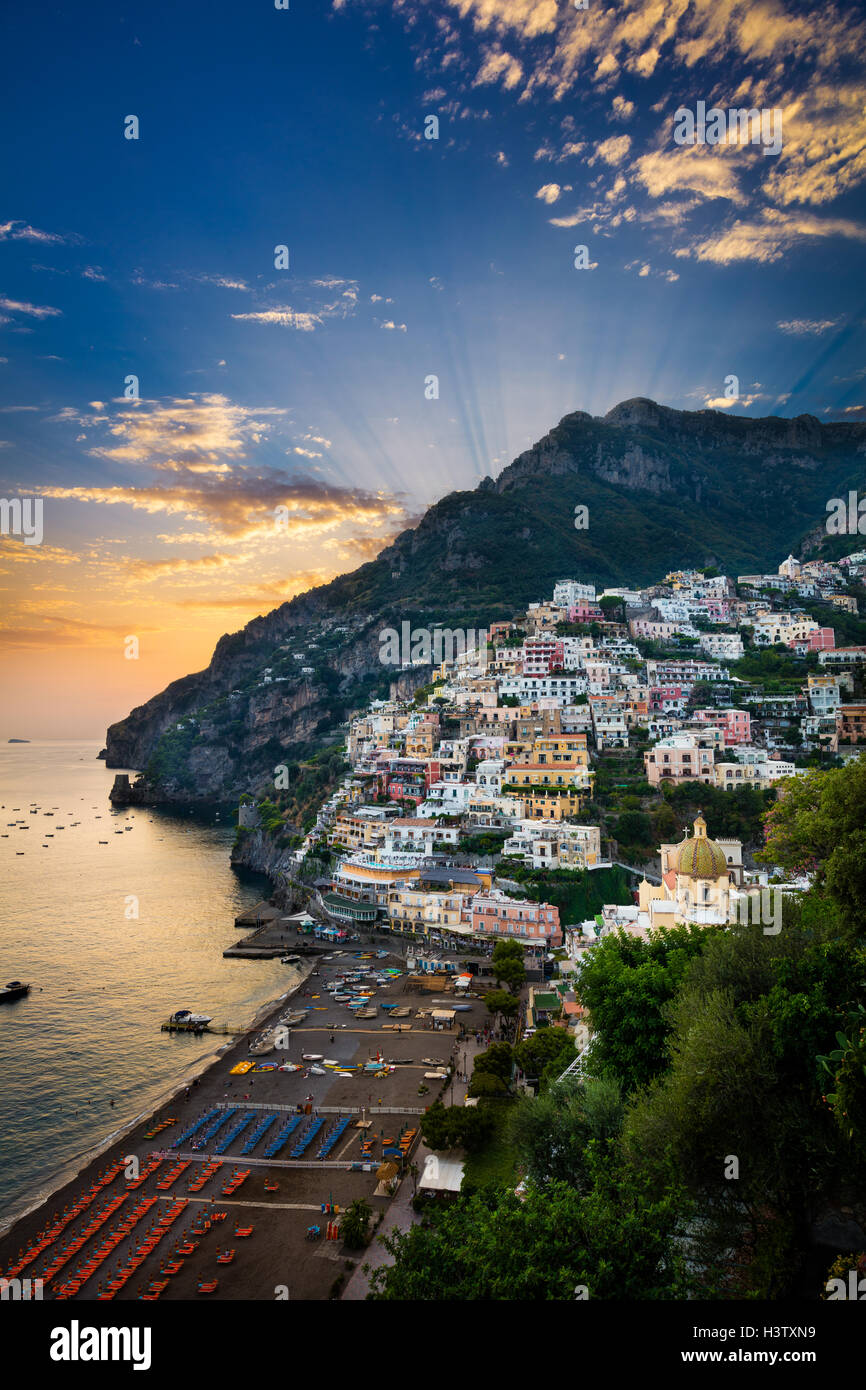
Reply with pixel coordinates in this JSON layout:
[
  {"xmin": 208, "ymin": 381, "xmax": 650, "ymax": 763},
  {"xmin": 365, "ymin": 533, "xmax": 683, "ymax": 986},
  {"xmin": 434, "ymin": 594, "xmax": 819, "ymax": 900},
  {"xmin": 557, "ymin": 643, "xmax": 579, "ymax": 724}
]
[{"xmin": 0, "ymin": 741, "xmax": 287, "ymax": 1231}]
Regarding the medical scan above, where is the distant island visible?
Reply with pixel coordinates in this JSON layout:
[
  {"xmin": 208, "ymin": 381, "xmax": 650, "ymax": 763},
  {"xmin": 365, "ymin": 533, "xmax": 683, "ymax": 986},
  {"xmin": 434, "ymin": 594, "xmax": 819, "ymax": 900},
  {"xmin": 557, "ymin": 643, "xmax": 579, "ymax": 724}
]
[{"xmin": 7, "ymin": 738, "xmax": 30, "ymax": 743}]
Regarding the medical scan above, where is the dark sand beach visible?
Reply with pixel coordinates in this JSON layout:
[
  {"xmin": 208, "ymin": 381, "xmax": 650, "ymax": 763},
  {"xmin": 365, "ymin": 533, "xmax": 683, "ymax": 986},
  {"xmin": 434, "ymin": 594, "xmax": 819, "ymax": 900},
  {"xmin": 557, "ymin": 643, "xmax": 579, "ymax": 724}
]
[{"xmin": 0, "ymin": 925, "xmax": 484, "ymax": 1301}]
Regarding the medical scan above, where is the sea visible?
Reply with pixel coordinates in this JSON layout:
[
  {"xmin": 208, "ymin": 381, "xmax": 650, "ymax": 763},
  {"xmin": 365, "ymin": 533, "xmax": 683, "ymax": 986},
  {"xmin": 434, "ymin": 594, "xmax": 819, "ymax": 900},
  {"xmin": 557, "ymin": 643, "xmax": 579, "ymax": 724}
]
[{"xmin": 0, "ymin": 740, "xmax": 291, "ymax": 1234}]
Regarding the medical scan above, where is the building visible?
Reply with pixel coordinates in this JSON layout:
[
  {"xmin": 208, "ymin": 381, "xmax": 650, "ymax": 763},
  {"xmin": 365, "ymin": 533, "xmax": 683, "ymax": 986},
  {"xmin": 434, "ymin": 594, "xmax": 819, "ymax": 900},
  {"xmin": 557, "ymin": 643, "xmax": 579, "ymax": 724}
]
[
  {"xmin": 638, "ymin": 815, "xmax": 765, "ymax": 928},
  {"xmin": 837, "ymin": 704, "xmax": 866, "ymax": 744},
  {"xmin": 691, "ymin": 707, "xmax": 751, "ymax": 744},
  {"xmin": 467, "ymin": 890, "xmax": 562, "ymax": 946},
  {"xmin": 699, "ymin": 632, "xmax": 744, "ymax": 661},
  {"xmin": 644, "ymin": 733, "xmax": 714, "ymax": 785},
  {"xmin": 503, "ymin": 819, "xmax": 602, "ymax": 870}
]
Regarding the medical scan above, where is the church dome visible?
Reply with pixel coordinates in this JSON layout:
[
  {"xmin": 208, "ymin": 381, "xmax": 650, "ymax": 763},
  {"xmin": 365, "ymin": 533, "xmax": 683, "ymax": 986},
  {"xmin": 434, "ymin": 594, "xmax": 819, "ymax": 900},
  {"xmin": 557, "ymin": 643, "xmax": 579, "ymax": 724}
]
[{"xmin": 674, "ymin": 814, "xmax": 729, "ymax": 879}]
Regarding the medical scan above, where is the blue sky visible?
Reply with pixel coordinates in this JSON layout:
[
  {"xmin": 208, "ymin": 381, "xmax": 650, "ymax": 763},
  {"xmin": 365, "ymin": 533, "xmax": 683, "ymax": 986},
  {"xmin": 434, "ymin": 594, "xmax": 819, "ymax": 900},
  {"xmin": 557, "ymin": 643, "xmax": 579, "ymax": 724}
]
[{"xmin": 1, "ymin": 0, "xmax": 865, "ymax": 734}]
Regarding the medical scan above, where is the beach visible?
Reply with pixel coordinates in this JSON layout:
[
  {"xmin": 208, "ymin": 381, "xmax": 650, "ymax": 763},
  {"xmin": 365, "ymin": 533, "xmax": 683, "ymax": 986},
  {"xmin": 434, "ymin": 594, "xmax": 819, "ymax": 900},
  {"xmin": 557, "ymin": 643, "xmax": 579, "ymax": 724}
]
[{"xmin": 0, "ymin": 923, "xmax": 486, "ymax": 1301}]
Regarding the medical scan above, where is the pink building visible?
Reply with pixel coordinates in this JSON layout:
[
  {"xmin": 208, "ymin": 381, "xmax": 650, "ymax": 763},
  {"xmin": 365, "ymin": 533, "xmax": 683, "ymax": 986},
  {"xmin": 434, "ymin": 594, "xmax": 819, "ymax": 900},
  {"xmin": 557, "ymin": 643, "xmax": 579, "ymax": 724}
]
[
  {"xmin": 467, "ymin": 891, "xmax": 562, "ymax": 946},
  {"xmin": 568, "ymin": 602, "xmax": 604, "ymax": 623},
  {"xmin": 692, "ymin": 708, "xmax": 751, "ymax": 745},
  {"xmin": 649, "ymin": 684, "xmax": 686, "ymax": 712},
  {"xmin": 644, "ymin": 736, "xmax": 715, "ymax": 786}
]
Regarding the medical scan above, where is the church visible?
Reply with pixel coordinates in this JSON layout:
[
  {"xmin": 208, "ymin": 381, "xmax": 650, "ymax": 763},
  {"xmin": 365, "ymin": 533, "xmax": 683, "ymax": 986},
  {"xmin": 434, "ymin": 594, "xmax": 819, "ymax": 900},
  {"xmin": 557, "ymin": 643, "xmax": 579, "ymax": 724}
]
[{"xmin": 637, "ymin": 813, "xmax": 764, "ymax": 930}]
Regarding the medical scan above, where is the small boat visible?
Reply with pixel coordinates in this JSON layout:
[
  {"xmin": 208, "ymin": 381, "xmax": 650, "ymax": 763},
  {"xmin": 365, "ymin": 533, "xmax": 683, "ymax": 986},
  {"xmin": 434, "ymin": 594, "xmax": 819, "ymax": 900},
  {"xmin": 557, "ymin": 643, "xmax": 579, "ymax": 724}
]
[
  {"xmin": 170, "ymin": 1008, "xmax": 212, "ymax": 1027},
  {"xmin": 301, "ymin": 1053, "xmax": 323, "ymax": 1061},
  {"xmin": 0, "ymin": 981, "xmax": 30, "ymax": 1003},
  {"xmin": 280, "ymin": 955, "xmax": 302, "ymax": 965},
  {"xmin": 309, "ymin": 1065, "xmax": 326, "ymax": 1075}
]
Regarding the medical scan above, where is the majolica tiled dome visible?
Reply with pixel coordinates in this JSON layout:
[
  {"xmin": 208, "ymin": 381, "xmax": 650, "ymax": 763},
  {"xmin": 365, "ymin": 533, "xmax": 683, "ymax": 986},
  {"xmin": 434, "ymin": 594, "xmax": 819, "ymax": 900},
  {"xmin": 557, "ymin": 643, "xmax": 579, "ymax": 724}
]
[{"xmin": 674, "ymin": 814, "xmax": 728, "ymax": 879}]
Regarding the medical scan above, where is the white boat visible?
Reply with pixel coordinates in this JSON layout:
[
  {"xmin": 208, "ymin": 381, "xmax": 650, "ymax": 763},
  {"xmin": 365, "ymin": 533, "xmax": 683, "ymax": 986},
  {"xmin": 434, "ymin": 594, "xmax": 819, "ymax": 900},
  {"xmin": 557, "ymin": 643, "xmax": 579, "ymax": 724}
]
[
  {"xmin": 309, "ymin": 1065, "xmax": 326, "ymax": 1075},
  {"xmin": 171, "ymin": 1008, "xmax": 212, "ymax": 1026},
  {"xmin": 301, "ymin": 1052, "xmax": 323, "ymax": 1061}
]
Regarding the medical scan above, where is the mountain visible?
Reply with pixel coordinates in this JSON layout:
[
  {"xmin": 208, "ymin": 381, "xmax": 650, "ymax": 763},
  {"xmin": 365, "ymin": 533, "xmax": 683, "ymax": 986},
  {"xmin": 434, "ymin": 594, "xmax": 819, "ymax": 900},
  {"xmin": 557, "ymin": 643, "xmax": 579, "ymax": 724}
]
[{"xmin": 104, "ymin": 397, "xmax": 866, "ymax": 803}]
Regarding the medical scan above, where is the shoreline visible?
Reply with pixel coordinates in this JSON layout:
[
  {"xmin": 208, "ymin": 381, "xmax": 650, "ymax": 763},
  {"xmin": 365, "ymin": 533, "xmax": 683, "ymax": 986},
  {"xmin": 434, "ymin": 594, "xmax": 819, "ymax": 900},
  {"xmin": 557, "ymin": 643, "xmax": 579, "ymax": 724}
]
[{"xmin": 0, "ymin": 963, "xmax": 312, "ymax": 1245}]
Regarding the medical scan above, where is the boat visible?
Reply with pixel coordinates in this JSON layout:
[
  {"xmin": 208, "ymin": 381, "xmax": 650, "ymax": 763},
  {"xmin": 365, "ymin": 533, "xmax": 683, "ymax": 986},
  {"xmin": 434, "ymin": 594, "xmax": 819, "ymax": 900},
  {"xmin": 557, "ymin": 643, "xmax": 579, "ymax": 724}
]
[
  {"xmin": 0, "ymin": 981, "xmax": 30, "ymax": 1003},
  {"xmin": 170, "ymin": 1008, "xmax": 212, "ymax": 1027},
  {"xmin": 280, "ymin": 955, "xmax": 302, "ymax": 965},
  {"xmin": 301, "ymin": 1052, "xmax": 323, "ymax": 1061},
  {"xmin": 249, "ymin": 1028, "xmax": 279, "ymax": 1055}
]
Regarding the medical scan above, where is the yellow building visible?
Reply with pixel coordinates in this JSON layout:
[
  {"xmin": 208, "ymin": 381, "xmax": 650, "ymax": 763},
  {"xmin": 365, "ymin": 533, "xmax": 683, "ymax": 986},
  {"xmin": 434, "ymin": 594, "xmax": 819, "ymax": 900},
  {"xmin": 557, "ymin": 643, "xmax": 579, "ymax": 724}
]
[{"xmin": 517, "ymin": 788, "xmax": 587, "ymax": 821}]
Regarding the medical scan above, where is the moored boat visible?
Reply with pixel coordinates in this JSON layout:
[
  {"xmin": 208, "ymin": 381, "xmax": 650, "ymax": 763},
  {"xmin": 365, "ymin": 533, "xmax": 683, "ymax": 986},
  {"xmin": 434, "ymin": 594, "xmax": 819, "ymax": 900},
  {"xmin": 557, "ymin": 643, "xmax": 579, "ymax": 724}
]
[{"xmin": 0, "ymin": 980, "xmax": 30, "ymax": 1003}]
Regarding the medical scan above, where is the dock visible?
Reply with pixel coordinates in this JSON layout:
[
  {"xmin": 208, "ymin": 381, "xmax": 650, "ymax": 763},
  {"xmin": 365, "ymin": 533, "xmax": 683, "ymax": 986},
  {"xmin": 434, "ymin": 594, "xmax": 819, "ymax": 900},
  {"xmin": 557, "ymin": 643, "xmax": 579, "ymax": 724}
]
[{"xmin": 160, "ymin": 1019, "xmax": 244, "ymax": 1035}]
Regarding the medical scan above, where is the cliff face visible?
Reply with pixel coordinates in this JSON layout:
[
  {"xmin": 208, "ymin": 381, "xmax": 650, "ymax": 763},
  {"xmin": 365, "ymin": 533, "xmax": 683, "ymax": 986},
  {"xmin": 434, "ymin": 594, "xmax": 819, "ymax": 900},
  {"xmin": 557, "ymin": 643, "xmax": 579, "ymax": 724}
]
[{"xmin": 105, "ymin": 397, "xmax": 866, "ymax": 803}]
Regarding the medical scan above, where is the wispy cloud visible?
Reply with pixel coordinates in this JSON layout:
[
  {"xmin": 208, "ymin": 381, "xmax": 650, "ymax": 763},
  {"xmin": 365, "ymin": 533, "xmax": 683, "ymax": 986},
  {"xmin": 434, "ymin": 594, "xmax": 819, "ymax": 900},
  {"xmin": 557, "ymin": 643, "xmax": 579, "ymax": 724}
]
[
  {"xmin": 0, "ymin": 296, "xmax": 62, "ymax": 319},
  {"xmin": 777, "ymin": 317, "xmax": 841, "ymax": 336}
]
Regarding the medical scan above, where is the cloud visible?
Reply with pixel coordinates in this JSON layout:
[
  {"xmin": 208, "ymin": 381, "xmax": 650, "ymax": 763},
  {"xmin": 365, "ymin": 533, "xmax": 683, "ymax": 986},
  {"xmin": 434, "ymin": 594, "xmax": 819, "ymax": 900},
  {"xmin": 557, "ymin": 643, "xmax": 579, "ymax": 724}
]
[
  {"xmin": 611, "ymin": 95, "xmax": 635, "ymax": 121},
  {"xmin": 634, "ymin": 147, "xmax": 745, "ymax": 205},
  {"xmin": 131, "ymin": 271, "xmax": 180, "ymax": 290},
  {"xmin": 0, "ymin": 220, "xmax": 66, "ymax": 245},
  {"xmin": 195, "ymin": 273, "xmax": 251, "ymax": 291},
  {"xmin": 125, "ymin": 552, "xmax": 234, "ymax": 581},
  {"xmin": 589, "ymin": 135, "xmax": 632, "ymax": 167},
  {"xmin": 377, "ymin": 0, "xmax": 866, "ymax": 265},
  {"xmin": 232, "ymin": 307, "xmax": 322, "ymax": 331},
  {"xmin": 381, "ymin": 320, "xmax": 407, "ymax": 331},
  {"xmin": 682, "ymin": 209, "xmax": 866, "ymax": 265},
  {"xmin": 41, "ymin": 473, "xmax": 408, "ymax": 544},
  {"xmin": 0, "ymin": 296, "xmax": 62, "ymax": 319},
  {"xmin": 473, "ymin": 48, "xmax": 523, "ymax": 90},
  {"xmin": 777, "ymin": 318, "xmax": 841, "ymax": 336},
  {"xmin": 58, "ymin": 394, "xmax": 290, "ymax": 467},
  {"xmin": 535, "ymin": 183, "xmax": 563, "ymax": 204}
]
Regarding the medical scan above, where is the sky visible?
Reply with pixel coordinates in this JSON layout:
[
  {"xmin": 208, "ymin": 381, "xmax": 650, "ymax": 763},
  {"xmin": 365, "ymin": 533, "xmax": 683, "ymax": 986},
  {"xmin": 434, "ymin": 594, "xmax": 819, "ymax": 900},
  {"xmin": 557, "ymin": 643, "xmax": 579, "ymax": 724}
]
[{"xmin": 1, "ymin": 0, "xmax": 865, "ymax": 737}]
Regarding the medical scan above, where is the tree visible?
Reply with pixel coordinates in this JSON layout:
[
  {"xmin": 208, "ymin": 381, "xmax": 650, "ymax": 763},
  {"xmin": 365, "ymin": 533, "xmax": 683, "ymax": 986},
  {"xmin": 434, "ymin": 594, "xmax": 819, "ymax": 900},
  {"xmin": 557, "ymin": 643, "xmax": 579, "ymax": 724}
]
[
  {"xmin": 340, "ymin": 1198, "xmax": 372, "ymax": 1249},
  {"xmin": 513, "ymin": 1027, "xmax": 575, "ymax": 1080},
  {"xmin": 509, "ymin": 1076, "xmax": 623, "ymax": 1189},
  {"xmin": 576, "ymin": 924, "xmax": 715, "ymax": 1093},
  {"xmin": 492, "ymin": 939, "xmax": 526, "ymax": 992},
  {"xmin": 368, "ymin": 1171, "xmax": 689, "ymax": 1300},
  {"xmin": 758, "ymin": 756, "xmax": 866, "ymax": 936},
  {"xmin": 484, "ymin": 990, "xmax": 519, "ymax": 1026},
  {"xmin": 473, "ymin": 1040, "xmax": 513, "ymax": 1080},
  {"xmin": 421, "ymin": 1102, "xmax": 495, "ymax": 1152},
  {"xmin": 467, "ymin": 1069, "xmax": 510, "ymax": 1098},
  {"xmin": 622, "ymin": 910, "xmax": 856, "ymax": 1296}
]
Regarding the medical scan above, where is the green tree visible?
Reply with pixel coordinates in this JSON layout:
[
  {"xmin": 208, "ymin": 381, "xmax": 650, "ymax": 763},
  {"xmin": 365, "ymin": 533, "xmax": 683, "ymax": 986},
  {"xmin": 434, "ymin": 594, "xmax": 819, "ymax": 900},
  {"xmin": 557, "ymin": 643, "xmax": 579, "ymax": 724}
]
[
  {"xmin": 576, "ymin": 924, "xmax": 715, "ymax": 1093},
  {"xmin": 484, "ymin": 990, "xmax": 519, "ymax": 1026},
  {"xmin": 509, "ymin": 1076, "xmax": 623, "ymax": 1188},
  {"xmin": 340, "ymin": 1198, "xmax": 373, "ymax": 1249},
  {"xmin": 473, "ymin": 1040, "xmax": 514, "ymax": 1081},
  {"xmin": 368, "ymin": 1170, "xmax": 689, "ymax": 1300},
  {"xmin": 759, "ymin": 755, "xmax": 866, "ymax": 936}
]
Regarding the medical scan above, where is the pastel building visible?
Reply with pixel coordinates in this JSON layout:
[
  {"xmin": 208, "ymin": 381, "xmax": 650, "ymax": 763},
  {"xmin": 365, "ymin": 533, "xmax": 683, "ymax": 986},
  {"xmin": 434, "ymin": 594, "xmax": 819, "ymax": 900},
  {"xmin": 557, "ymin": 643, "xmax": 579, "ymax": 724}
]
[
  {"xmin": 644, "ymin": 733, "xmax": 715, "ymax": 785},
  {"xmin": 467, "ymin": 890, "xmax": 562, "ymax": 947}
]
